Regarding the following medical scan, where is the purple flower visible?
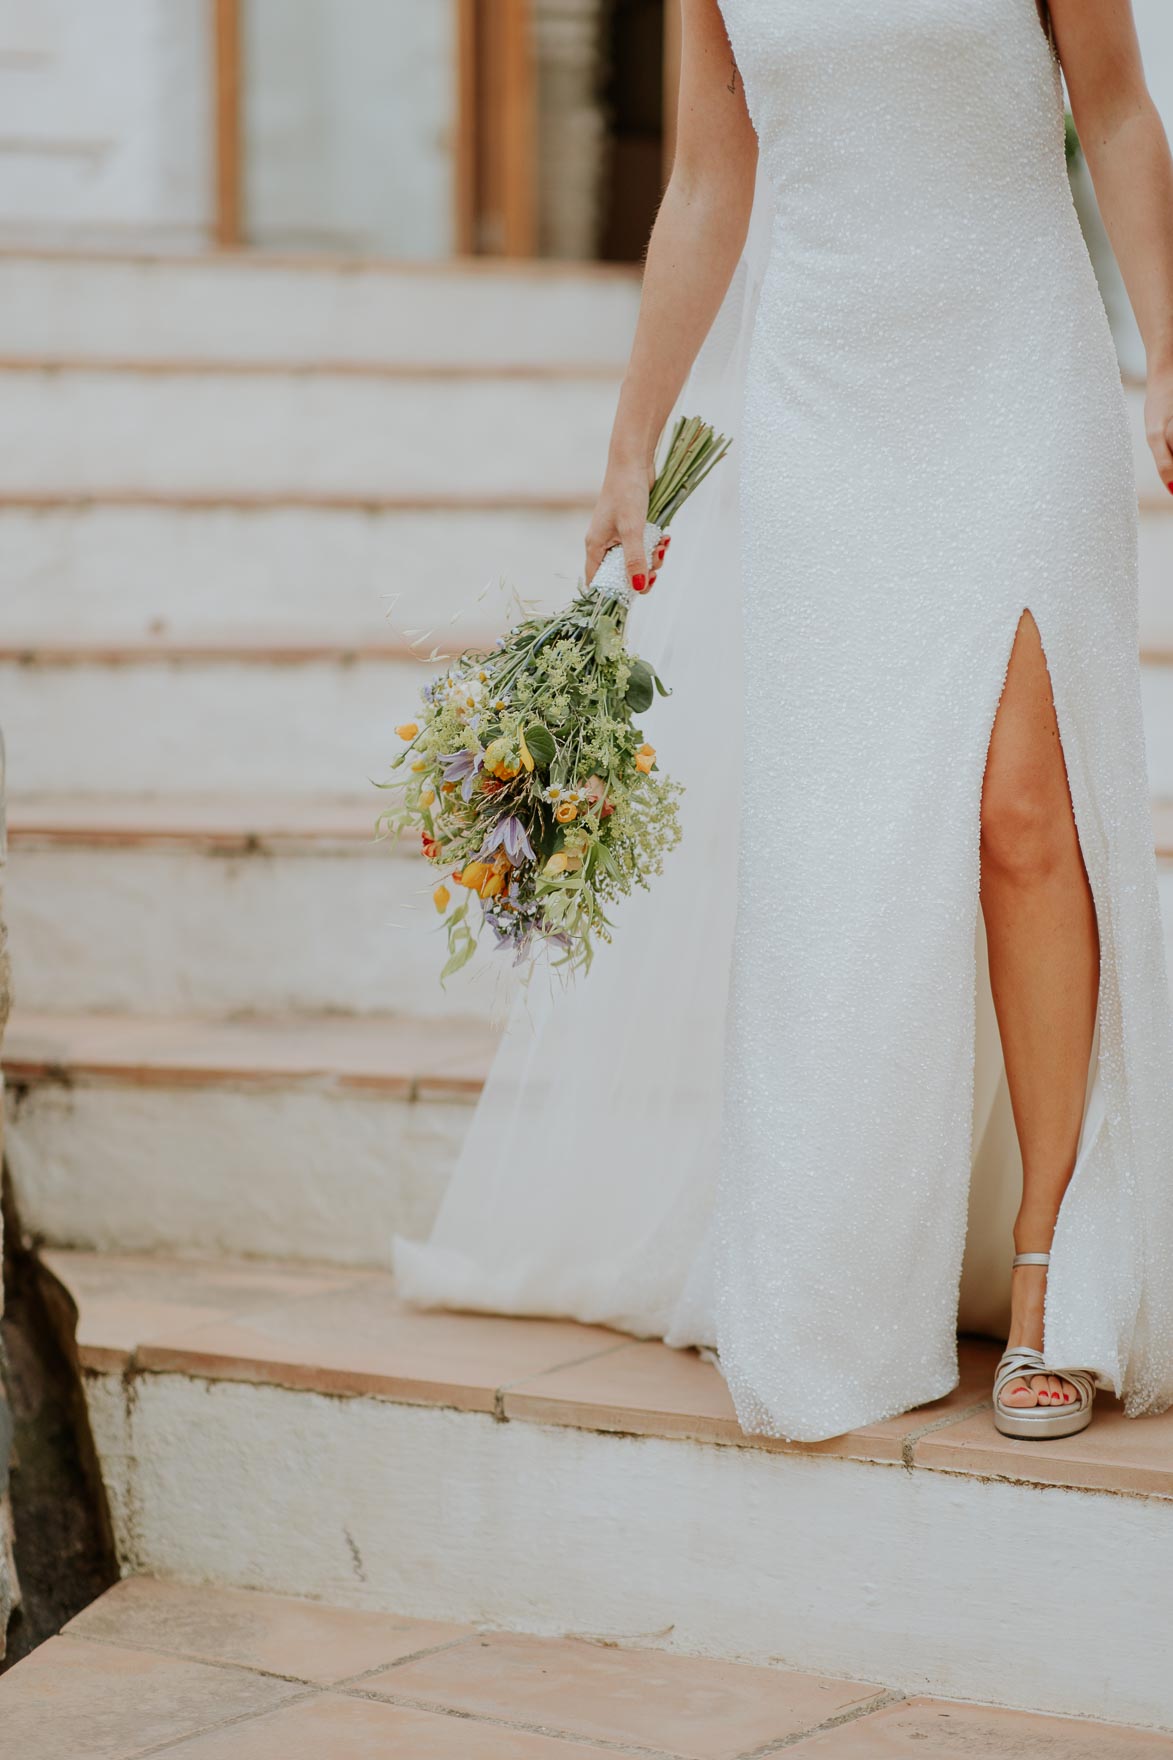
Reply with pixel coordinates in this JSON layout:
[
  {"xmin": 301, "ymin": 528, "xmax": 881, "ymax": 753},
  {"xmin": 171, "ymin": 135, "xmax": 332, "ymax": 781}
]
[
  {"xmin": 439, "ymin": 748, "xmax": 484, "ymax": 802},
  {"xmin": 478, "ymin": 815, "xmax": 536, "ymax": 865}
]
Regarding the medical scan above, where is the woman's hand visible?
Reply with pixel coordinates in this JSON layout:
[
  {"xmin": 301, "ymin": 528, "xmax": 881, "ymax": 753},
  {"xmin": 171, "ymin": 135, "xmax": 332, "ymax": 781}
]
[
  {"xmin": 581, "ymin": 0, "xmax": 756, "ymax": 590},
  {"xmin": 584, "ymin": 456, "xmax": 659, "ymax": 591},
  {"xmin": 1144, "ymin": 367, "xmax": 1173, "ymax": 495}
]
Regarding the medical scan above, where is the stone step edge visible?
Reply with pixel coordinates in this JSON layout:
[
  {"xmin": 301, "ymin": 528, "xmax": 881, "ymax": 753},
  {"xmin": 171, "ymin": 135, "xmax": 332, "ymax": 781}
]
[
  {"xmin": 1, "ymin": 488, "xmax": 1169, "ymax": 519},
  {"xmin": 9, "ymin": 793, "xmax": 1173, "ymax": 856},
  {"xmin": 0, "ymin": 490, "xmax": 594, "ymax": 513},
  {"xmin": 7, "ymin": 795, "xmax": 390, "ymax": 851},
  {"xmin": 5, "ymin": 635, "xmax": 1173, "ymax": 670},
  {"xmin": 0, "ymin": 244, "xmax": 641, "ymax": 284},
  {"xmin": 2, "ymin": 1011, "xmax": 496, "ymax": 1103},
  {"xmin": 0, "ymin": 636, "xmax": 478, "ymax": 666},
  {"xmin": 45, "ymin": 1248, "xmax": 1173, "ymax": 1502},
  {"xmin": 0, "ymin": 355, "xmax": 621, "ymax": 383}
]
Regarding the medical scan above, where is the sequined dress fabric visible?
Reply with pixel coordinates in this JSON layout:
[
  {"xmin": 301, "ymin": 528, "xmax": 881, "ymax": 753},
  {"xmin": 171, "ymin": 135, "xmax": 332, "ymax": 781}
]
[
  {"xmin": 395, "ymin": 0, "xmax": 1173, "ymax": 1444},
  {"xmin": 694, "ymin": 0, "xmax": 1173, "ymax": 1437}
]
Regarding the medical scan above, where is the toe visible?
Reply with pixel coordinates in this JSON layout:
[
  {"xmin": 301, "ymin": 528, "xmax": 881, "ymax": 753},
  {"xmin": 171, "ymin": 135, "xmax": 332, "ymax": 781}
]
[
  {"xmin": 1029, "ymin": 1374, "xmax": 1051, "ymax": 1404},
  {"xmin": 1003, "ymin": 1378, "xmax": 1037, "ymax": 1407}
]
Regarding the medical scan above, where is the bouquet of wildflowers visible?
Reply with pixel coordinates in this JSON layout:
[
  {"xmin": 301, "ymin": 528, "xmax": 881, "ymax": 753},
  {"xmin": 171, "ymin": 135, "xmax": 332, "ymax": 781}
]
[{"xmin": 379, "ymin": 416, "xmax": 730, "ymax": 978}]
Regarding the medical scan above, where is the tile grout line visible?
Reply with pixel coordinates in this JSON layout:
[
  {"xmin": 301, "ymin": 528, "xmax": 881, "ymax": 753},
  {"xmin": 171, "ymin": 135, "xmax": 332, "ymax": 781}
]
[
  {"xmin": 126, "ymin": 1685, "xmax": 323, "ymax": 1758},
  {"xmin": 738, "ymin": 1689, "xmax": 908, "ymax": 1756},
  {"xmin": 900, "ymin": 1397, "xmax": 994, "ymax": 1468},
  {"xmin": 57, "ymin": 1628, "xmax": 336, "ymax": 1688},
  {"xmin": 328, "ymin": 1631, "xmax": 487, "ymax": 1687},
  {"xmin": 493, "ymin": 1340, "xmax": 634, "ymax": 1421},
  {"xmin": 338, "ymin": 1683, "xmax": 691, "ymax": 1759}
]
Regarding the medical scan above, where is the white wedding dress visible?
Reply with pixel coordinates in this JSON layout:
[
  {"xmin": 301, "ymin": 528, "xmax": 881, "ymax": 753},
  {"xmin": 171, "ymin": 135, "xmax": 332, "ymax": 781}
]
[{"xmin": 395, "ymin": 0, "xmax": 1173, "ymax": 1441}]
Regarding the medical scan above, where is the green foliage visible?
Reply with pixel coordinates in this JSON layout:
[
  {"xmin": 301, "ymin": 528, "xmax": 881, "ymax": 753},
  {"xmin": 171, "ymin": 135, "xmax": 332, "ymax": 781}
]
[{"xmin": 1065, "ymin": 111, "xmax": 1080, "ymax": 167}]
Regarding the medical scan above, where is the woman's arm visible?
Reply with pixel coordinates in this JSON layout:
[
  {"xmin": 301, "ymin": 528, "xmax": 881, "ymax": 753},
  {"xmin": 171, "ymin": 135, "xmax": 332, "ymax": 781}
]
[
  {"xmin": 585, "ymin": 0, "xmax": 758, "ymax": 587},
  {"xmin": 1051, "ymin": 0, "xmax": 1173, "ymax": 490}
]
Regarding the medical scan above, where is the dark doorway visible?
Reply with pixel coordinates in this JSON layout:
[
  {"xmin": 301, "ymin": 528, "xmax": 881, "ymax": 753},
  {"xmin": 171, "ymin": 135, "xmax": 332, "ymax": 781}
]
[{"xmin": 599, "ymin": 0, "xmax": 666, "ymax": 261}]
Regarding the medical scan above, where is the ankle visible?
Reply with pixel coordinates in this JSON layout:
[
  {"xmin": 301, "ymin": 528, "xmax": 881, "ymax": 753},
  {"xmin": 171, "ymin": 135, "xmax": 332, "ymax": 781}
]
[{"xmin": 1013, "ymin": 1217, "xmax": 1057, "ymax": 1257}]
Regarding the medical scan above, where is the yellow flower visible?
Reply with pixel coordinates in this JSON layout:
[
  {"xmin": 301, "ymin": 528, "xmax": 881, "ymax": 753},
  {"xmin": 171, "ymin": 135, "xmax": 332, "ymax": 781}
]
[
  {"xmin": 518, "ymin": 729, "xmax": 535, "ymax": 773},
  {"xmin": 481, "ymin": 870, "xmax": 507, "ymax": 899},
  {"xmin": 420, "ymin": 788, "xmax": 435, "ymax": 807},
  {"xmin": 433, "ymin": 884, "xmax": 450, "ymax": 913},
  {"xmin": 635, "ymin": 753, "xmax": 654, "ymax": 774},
  {"xmin": 459, "ymin": 861, "xmax": 491, "ymax": 892},
  {"xmin": 555, "ymin": 803, "xmax": 577, "ymax": 823},
  {"xmin": 545, "ymin": 854, "xmax": 571, "ymax": 875},
  {"xmin": 396, "ymin": 722, "xmax": 419, "ymax": 740},
  {"xmin": 638, "ymin": 743, "xmax": 655, "ymax": 757},
  {"xmin": 484, "ymin": 737, "xmax": 520, "ymax": 781},
  {"xmin": 411, "ymin": 759, "xmax": 427, "ymax": 773}
]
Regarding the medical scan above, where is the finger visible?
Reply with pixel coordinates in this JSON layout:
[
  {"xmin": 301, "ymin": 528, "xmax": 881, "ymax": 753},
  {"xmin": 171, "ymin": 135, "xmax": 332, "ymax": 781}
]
[
  {"xmin": 618, "ymin": 523, "xmax": 649, "ymax": 594},
  {"xmin": 584, "ymin": 529, "xmax": 613, "ymax": 585},
  {"xmin": 1146, "ymin": 419, "xmax": 1173, "ymax": 490}
]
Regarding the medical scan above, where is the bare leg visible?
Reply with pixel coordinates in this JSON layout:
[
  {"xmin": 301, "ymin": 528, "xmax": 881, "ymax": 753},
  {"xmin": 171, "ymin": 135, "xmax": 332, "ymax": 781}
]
[{"xmin": 979, "ymin": 612, "xmax": 1100, "ymax": 1408}]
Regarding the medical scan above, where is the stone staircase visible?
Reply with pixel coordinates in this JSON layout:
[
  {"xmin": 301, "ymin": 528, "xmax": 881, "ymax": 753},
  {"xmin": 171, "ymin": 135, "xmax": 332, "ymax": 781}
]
[{"xmin": 3, "ymin": 248, "xmax": 1173, "ymax": 1734}]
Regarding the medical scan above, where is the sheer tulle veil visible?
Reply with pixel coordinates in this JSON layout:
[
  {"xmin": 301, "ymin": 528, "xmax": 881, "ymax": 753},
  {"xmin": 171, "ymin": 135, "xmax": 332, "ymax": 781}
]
[{"xmin": 391, "ymin": 167, "xmax": 778, "ymax": 1346}]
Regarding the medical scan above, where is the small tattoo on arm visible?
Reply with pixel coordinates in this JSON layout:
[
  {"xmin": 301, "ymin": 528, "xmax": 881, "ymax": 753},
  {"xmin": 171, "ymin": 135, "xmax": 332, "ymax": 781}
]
[{"xmin": 727, "ymin": 56, "xmax": 738, "ymax": 95}]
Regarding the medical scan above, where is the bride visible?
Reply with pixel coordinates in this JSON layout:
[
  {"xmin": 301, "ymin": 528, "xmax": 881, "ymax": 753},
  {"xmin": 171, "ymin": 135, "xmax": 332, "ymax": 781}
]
[{"xmin": 396, "ymin": 0, "xmax": 1173, "ymax": 1445}]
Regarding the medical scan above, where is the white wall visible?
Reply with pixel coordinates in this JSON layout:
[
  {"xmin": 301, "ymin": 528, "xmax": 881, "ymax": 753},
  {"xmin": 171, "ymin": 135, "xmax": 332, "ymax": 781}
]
[
  {"xmin": 0, "ymin": 0, "xmax": 211, "ymax": 248},
  {"xmin": 1138, "ymin": 0, "xmax": 1173, "ymax": 128},
  {"xmin": 244, "ymin": 0, "xmax": 455, "ymax": 257},
  {"xmin": 0, "ymin": 0, "xmax": 454, "ymax": 256}
]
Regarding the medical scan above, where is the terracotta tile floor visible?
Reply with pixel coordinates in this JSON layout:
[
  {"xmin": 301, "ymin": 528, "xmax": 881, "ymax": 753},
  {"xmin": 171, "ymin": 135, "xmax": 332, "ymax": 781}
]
[
  {"xmin": 2, "ymin": 1580, "xmax": 1170, "ymax": 1759},
  {"xmin": 45, "ymin": 1248, "xmax": 1173, "ymax": 1495}
]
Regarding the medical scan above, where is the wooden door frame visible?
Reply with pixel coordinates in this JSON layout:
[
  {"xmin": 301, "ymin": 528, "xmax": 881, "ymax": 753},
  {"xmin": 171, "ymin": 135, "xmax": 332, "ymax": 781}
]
[
  {"xmin": 663, "ymin": 0, "xmax": 681, "ymax": 184},
  {"xmin": 455, "ymin": 0, "xmax": 538, "ymax": 257},
  {"xmin": 212, "ymin": 0, "xmax": 243, "ymax": 248},
  {"xmin": 212, "ymin": 0, "xmax": 541, "ymax": 258}
]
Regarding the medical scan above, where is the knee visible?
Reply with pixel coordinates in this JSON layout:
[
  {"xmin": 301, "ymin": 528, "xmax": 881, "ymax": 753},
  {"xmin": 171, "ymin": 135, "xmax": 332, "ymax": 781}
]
[{"xmin": 980, "ymin": 777, "xmax": 1068, "ymax": 884}]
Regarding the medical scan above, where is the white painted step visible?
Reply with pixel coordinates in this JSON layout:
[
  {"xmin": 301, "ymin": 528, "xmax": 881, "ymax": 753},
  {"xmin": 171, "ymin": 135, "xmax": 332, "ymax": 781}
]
[
  {"xmin": 3, "ymin": 501, "xmax": 584, "ymax": 641},
  {"xmin": 52, "ymin": 1250, "xmax": 1173, "ymax": 1732},
  {"xmin": 9, "ymin": 796, "xmax": 1173, "ymax": 1020},
  {"xmin": 6, "ymin": 798, "xmax": 514, "ymax": 1020},
  {"xmin": 11, "ymin": 490, "xmax": 1171, "ymax": 649},
  {"xmin": 4, "ymin": 1013, "xmax": 494, "ymax": 1266},
  {"xmin": 5, "ymin": 638, "xmax": 1164, "ymax": 805},
  {"xmin": 1141, "ymin": 654, "xmax": 1173, "ymax": 797},
  {"xmin": 0, "ymin": 365, "xmax": 618, "ymax": 498},
  {"xmin": 0, "ymin": 252, "xmax": 640, "ymax": 369},
  {"xmin": 0, "ymin": 645, "xmax": 428, "ymax": 796},
  {"xmin": 1140, "ymin": 507, "xmax": 1173, "ymax": 651}
]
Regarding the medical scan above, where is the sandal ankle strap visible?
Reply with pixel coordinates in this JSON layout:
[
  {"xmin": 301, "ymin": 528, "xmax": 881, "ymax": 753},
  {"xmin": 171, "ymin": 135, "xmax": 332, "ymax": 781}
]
[{"xmin": 1012, "ymin": 1252, "xmax": 1051, "ymax": 1267}]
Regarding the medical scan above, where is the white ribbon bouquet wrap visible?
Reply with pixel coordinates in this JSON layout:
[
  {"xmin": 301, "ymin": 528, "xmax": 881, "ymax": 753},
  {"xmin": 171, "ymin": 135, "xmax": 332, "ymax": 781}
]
[{"xmin": 590, "ymin": 521, "xmax": 665, "ymax": 607}]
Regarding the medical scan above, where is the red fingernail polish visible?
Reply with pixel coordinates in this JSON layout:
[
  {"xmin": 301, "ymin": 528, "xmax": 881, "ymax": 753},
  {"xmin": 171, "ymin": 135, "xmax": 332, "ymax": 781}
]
[
  {"xmin": 1168, "ymin": 483, "xmax": 1173, "ymax": 496},
  {"xmin": 632, "ymin": 574, "xmax": 646, "ymax": 591},
  {"xmin": 662, "ymin": 535, "xmax": 672, "ymax": 547},
  {"xmin": 649, "ymin": 572, "xmax": 658, "ymax": 585}
]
